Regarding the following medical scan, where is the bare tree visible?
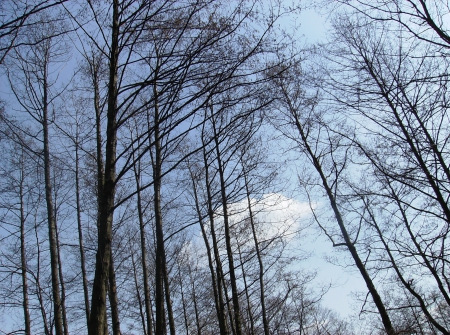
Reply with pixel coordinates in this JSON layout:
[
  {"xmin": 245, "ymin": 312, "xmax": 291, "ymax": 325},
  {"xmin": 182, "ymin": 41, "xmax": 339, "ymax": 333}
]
[
  {"xmin": 0, "ymin": 120, "xmax": 33, "ymax": 335},
  {"xmin": 269, "ymin": 58, "xmax": 397, "ymax": 334},
  {"xmin": 308, "ymin": 1, "xmax": 450, "ymax": 332},
  {"xmin": 5, "ymin": 16, "xmax": 71, "ymax": 335}
]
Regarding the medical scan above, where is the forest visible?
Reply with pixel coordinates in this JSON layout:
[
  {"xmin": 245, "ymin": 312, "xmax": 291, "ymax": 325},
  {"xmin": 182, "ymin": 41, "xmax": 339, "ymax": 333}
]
[{"xmin": 0, "ymin": 0, "xmax": 449, "ymax": 334}]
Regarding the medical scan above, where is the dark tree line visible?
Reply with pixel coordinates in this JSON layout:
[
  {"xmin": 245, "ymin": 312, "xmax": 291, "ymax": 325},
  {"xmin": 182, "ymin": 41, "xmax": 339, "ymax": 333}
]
[{"xmin": 1, "ymin": 0, "xmax": 449, "ymax": 334}]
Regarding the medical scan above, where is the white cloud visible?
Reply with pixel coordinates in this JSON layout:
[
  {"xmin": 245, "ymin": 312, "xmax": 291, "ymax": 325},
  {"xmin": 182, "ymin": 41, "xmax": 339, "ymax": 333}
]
[{"xmin": 223, "ymin": 193, "xmax": 315, "ymax": 244}]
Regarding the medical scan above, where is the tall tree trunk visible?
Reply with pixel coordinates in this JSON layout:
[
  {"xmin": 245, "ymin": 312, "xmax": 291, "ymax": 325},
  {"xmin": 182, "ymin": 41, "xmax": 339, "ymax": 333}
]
[
  {"xmin": 187, "ymin": 261, "xmax": 202, "ymax": 335},
  {"xmin": 88, "ymin": 0, "xmax": 119, "ymax": 333},
  {"xmin": 19, "ymin": 162, "xmax": 31, "ymax": 335},
  {"xmin": 109, "ymin": 254, "xmax": 121, "ymax": 335},
  {"xmin": 201, "ymin": 141, "xmax": 230, "ymax": 335},
  {"xmin": 177, "ymin": 262, "xmax": 190, "ymax": 335},
  {"xmin": 75, "ymin": 140, "xmax": 90, "ymax": 325},
  {"xmin": 189, "ymin": 162, "xmax": 226, "ymax": 335},
  {"xmin": 151, "ymin": 81, "xmax": 175, "ymax": 335},
  {"xmin": 134, "ymin": 162, "xmax": 154, "ymax": 335},
  {"xmin": 131, "ymin": 251, "xmax": 147, "ymax": 334},
  {"xmin": 285, "ymin": 95, "xmax": 396, "ymax": 335},
  {"xmin": 163, "ymin": 255, "xmax": 175, "ymax": 335},
  {"xmin": 42, "ymin": 59, "xmax": 64, "ymax": 335},
  {"xmin": 55, "ymin": 220, "xmax": 69, "ymax": 335},
  {"xmin": 34, "ymin": 218, "xmax": 51, "ymax": 335},
  {"xmin": 211, "ymin": 115, "xmax": 242, "ymax": 335},
  {"xmin": 237, "ymin": 243, "xmax": 254, "ymax": 335},
  {"xmin": 222, "ymin": 276, "xmax": 236, "ymax": 335},
  {"xmin": 243, "ymin": 167, "xmax": 270, "ymax": 335}
]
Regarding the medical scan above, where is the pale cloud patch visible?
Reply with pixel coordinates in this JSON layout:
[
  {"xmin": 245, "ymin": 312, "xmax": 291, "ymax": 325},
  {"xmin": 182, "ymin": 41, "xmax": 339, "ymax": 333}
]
[{"xmin": 225, "ymin": 193, "xmax": 315, "ymax": 244}]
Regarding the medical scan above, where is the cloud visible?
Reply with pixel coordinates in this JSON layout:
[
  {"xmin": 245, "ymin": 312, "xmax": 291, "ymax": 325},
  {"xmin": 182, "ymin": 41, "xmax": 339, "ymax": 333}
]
[{"xmin": 224, "ymin": 193, "xmax": 315, "ymax": 243}]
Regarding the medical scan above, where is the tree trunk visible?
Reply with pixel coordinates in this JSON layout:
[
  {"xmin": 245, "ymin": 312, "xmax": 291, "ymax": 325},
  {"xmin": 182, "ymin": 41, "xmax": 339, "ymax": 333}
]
[
  {"xmin": 152, "ymin": 82, "xmax": 175, "ymax": 335},
  {"xmin": 42, "ymin": 60, "xmax": 64, "ymax": 335},
  {"xmin": 178, "ymin": 263, "xmax": 190, "ymax": 335},
  {"xmin": 75, "ymin": 140, "xmax": 90, "ymax": 325},
  {"xmin": 201, "ymin": 142, "xmax": 230, "ymax": 335},
  {"xmin": 109, "ymin": 254, "xmax": 121, "ymax": 335},
  {"xmin": 131, "ymin": 251, "xmax": 147, "ymax": 334},
  {"xmin": 55, "ymin": 219, "xmax": 69, "ymax": 335},
  {"xmin": 243, "ymin": 167, "xmax": 270, "ymax": 335},
  {"xmin": 19, "ymin": 161, "xmax": 31, "ymax": 335},
  {"xmin": 237, "ymin": 243, "xmax": 254, "ymax": 335},
  {"xmin": 34, "ymin": 220, "xmax": 51, "ymax": 335},
  {"xmin": 187, "ymin": 261, "xmax": 202, "ymax": 335},
  {"xmin": 134, "ymin": 163, "xmax": 154, "ymax": 335},
  {"xmin": 286, "ymin": 97, "xmax": 396, "ymax": 335},
  {"xmin": 189, "ymin": 162, "xmax": 227, "ymax": 335},
  {"xmin": 88, "ymin": 0, "xmax": 119, "ymax": 333},
  {"xmin": 212, "ymin": 115, "xmax": 242, "ymax": 335}
]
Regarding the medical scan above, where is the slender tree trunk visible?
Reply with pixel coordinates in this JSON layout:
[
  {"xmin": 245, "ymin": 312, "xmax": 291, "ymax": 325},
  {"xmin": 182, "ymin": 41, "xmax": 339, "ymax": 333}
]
[
  {"xmin": 178, "ymin": 263, "xmax": 190, "ymax": 335},
  {"xmin": 163, "ymin": 259, "xmax": 175, "ymax": 335},
  {"xmin": 222, "ymin": 276, "xmax": 236, "ymax": 335},
  {"xmin": 237, "ymin": 243, "xmax": 254, "ymax": 335},
  {"xmin": 212, "ymin": 116, "xmax": 242, "ymax": 335},
  {"xmin": 19, "ymin": 163, "xmax": 31, "ymax": 335},
  {"xmin": 131, "ymin": 251, "xmax": 147, "ymax": 335},
  {"xmin": 109, "ymin": 254, "xmax": 121, "ymax": 335},
  {"xmin": 55, "ymin": 220, "xmax": 69, "ymax": 335},
  {"xmin": 187, "ymin": 262, "xmax": 201, "ymax": 335},
  {"xmin": 201, "ymin": 142, "xmax": 230, "ymax": 335},
  {"xmin": 75, "ymin": 140, "xmax": 90, "ymax": 325},
  {"xmin": 285, "ymin": 95, "xmax": 395, "ymax": 335},
  {"xmin": 243, "ymin": 168, "xmax": 270, "ymax": 335},
  {"xmin": 310, "ymin": 138, "xmax": 394, "ymax": 335},
  {"xmin": 189, "ymin": 163, "xmax": 226, "ymax": 335},
  {"xmin": 42, "ymin": 59, "xmax": 64, "ymax": 335},
  {"xmin": 34, "ymin": 219, "xmax": 50, "ymax": 335},
  {"xmin": 134, "ymin": 163, "xmax": 154, "ymax": 335},
  {"xmin": 88, "ymin": 0, "xmax": 119, "ymax": 333},
  {"xmin": 151, "ymin": 81, "xmax": 175, "ymax": 335}
]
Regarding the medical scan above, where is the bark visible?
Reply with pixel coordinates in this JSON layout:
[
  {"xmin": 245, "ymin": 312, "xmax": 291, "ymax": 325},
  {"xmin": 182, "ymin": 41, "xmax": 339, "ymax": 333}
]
[{"xmin": 88, "ymin": 0, "xmax": 119, "ymax": 333}]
